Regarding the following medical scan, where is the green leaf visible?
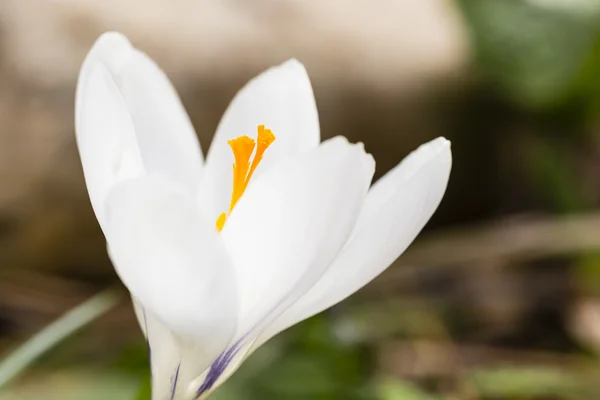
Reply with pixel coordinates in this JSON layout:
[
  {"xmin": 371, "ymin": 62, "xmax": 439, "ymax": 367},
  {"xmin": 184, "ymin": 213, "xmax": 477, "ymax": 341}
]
[{"xmin": 0, "ymin": 288, "xmax": 121, "ymax": 390}]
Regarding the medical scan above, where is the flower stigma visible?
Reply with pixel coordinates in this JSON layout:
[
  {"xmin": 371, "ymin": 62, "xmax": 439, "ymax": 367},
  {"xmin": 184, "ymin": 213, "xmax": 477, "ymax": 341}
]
[{"xmin": 216, "ymin": 125, "xmax": 276, "ymax": 232}]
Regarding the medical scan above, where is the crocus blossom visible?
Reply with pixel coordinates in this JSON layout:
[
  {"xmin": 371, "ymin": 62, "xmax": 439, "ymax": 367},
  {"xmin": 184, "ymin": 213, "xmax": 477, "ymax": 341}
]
[{"xmin": 75, "ymin": 32, "xmax": 452, "ymax": 400}]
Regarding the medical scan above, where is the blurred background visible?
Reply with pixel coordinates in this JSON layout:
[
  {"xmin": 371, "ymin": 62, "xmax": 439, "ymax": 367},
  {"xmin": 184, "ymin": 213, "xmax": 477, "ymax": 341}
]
[{"xmin": 1, "ymin": 0, "xmax": 600, "ymax": 399}]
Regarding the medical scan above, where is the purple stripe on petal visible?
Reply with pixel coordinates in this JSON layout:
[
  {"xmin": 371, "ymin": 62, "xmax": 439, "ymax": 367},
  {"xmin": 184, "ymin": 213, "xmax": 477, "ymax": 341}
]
[
  {"xmin": 169, "ymin": 363, "xmax": 181, "ymax": 400},
  {"xmin": 195, "ymin": 339, "xmax": 245, "ymax": 398}
]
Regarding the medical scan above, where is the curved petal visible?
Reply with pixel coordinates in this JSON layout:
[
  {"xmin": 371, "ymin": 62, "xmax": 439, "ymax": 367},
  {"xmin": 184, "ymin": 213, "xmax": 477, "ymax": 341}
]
[
  {"xmin": 104, "ymin": 175, "xmax": 237, "ymax": 380},
  {"xmin": 76, "ymin": 61, "xmax": 144, "ymax": 231},
  {"xmin": 131, "ymin": 300, "xmax": 182, "ymax": 400},
  {"xmin": 199, "ymin": 59, "xmax": 320, "ymax": 220},
  {"xmin": 132, "ymin": 298, "xmax": 238, "ymax": 400},
  {"xmin": 256, "ymin": 137, "xmax": 452, "ymax": 347},
  {"xmin": 186, "ymin": 137, "xmax": 373, "ymax": 397},
  {"xmin": 353, "ymin": 137, "xmax": 451, "ymax": 234},
  {"xmin": 77, "ymin": 32, "xmax": 203, "ymax": 195},
  {"xmin": 221, "ymin": 136, "xmax": 373, "ymax": 340}
]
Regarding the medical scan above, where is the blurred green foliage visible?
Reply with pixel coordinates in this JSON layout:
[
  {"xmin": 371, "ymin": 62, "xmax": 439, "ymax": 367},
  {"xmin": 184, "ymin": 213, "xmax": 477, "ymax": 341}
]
[
  {"xmin": 376, "ymin": 379, "xmax": 441, "ymax": 400},
  {"xmin": 217, "ymin": 317, "xmax": 368, "ymax": 399},
  {"xmin": 459, "ymin": 0, "xmax": 600, "ymax": 112},
  {"xmin": 471, "ymin": 367, "xmax": 592, "ymax": 399}
]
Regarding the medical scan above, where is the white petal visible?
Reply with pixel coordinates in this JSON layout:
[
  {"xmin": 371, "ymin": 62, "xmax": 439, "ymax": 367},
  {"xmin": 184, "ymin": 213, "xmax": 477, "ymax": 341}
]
[
  {"xmin": 104, "ymin": 175, "xmax": 237, "ymax": 376},
  {"xmin": 76, "ymin": 32, "xmax": 131, "ymax": 139},
  {"xmin": 199, "ymin": 59, "xmax": 320, "ymax": 220},
  {"xmin": 184, "ymin": 138, "xmax": 373, "ymax": 398},
  {"xmin": 352, "ymin": 137, "xmax": 451, "ymax": 235},
  {"xmin": 256, "ymin": 137, "xmax": 451, "ymax": 346},
  {"xmin": 132, "ymin": 298, "xmax": 235, "ymax": 400},
  {"xmin": 76, "ymin": 62, "xmax": 144, "ymax": 230},
  {"xmin": 220, "ymin": 137, "xmax": 374, "ymax": 340},
  {"xmin": 77, "ymin": 32, "xmax": 203, "ymax": 195},
  {"xmin": 132, "ymin": 300, "xmax": 182, "ymax": 400},
  {"xmin": 131, "ymin": 297, "xmax": 149, "ymax": 338}
]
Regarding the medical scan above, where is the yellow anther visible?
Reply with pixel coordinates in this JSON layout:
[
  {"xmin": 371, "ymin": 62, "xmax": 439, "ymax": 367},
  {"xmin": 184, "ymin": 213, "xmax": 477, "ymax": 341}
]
[
  {"xmin": 228, "ymin": 135, "xmax": 256, "ymax": 213},
  {"xmin": 215, "ymin": 212, "xmax": 227, "ymax": 232},
  {"xmin": 247, "ymin": 125, "xmax": 275, "ymax": 180},
  {"xmin": 216, "ymin": 125, "xmax": 276, "ymax": 232}
]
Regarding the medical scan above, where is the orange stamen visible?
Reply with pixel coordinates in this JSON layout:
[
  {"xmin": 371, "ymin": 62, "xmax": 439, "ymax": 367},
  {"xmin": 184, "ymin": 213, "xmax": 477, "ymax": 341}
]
[
  {"xmin": 227, "ymin": 136, "xmax": 256, "ymax": 213},
  {"xmin": 247, "ymin": 125, "xmax": 276, "ymax": 181},
  {"xmin": 215, "ymin": 125, "xmax": 276, "ymax": 232}
]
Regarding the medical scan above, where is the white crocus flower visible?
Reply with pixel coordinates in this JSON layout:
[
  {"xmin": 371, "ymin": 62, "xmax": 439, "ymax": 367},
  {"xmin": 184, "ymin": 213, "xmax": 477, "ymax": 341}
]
[{"xmin": 75, "ymin": 32, "xmax": 452, "ymax": 400}]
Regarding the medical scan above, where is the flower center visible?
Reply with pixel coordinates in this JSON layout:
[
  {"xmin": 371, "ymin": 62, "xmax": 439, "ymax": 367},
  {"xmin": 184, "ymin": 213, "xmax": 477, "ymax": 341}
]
[{"xmin": 216, "ymin": 125, "xmax": 275, "ymax": 231}]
